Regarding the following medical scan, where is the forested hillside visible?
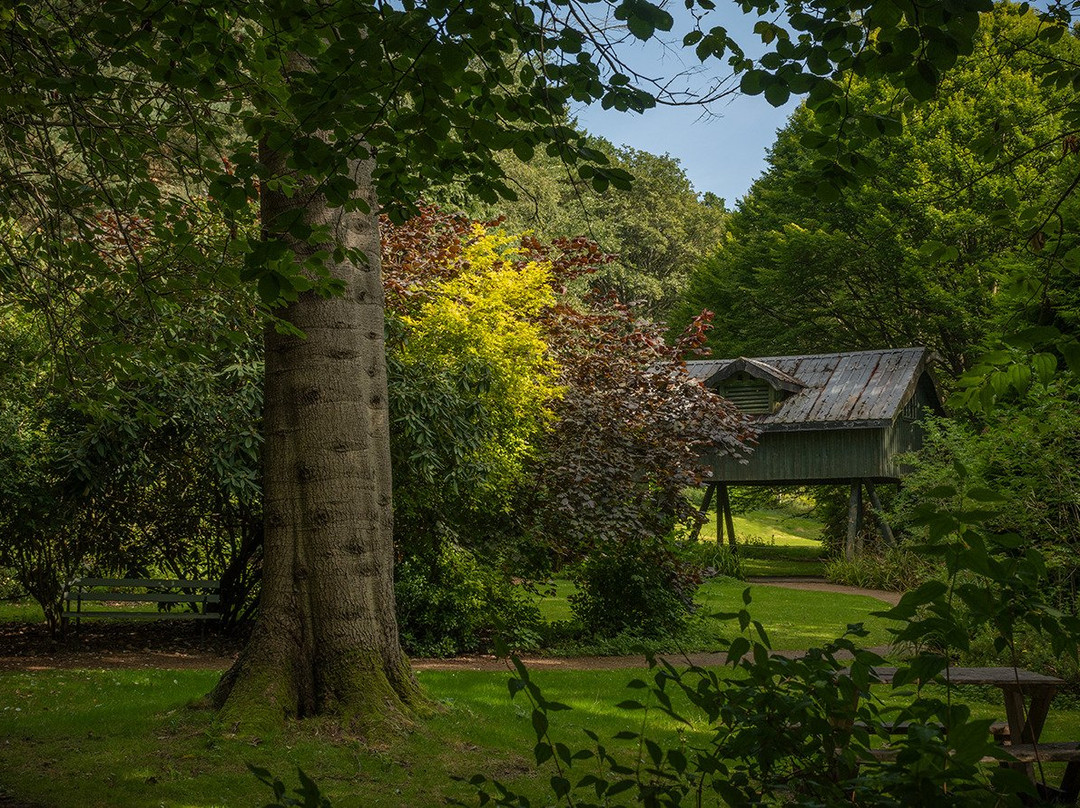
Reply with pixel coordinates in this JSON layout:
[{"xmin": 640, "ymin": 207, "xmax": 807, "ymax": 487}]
[{"xmin": 673, "ymin": 6, "xmax": 1080, "ymax": 379}]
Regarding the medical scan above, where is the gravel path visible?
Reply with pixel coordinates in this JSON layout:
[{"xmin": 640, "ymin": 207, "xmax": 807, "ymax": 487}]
[{"xmin": 747, "ymin": 577, "xmax": 903, "ymax": 606}]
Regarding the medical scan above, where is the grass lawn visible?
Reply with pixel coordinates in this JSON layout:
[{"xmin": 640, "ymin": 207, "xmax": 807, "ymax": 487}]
[
  {"xmin": 0, "ymin": 667, "xmax": 709, "ymax": 808},
  {"xmin": 2, "ymin": 666, "xmax": 1079, "ymax": 808},
  {"xmin": 694, "ymin": 506, "xmax": 828, "ymax": 577},
  {"xmin": 741, "ymin": 556, "xmax": 826, "ymax": 577},
  {"xmin": 735, "ymin": 544, "xmax": 826, "ymax": 577},
  {"xmin": 0, "ymin": 600, "xmax": 43, "ymax": 623},
  {"xmin": 694, "ymin": 578, "xmax": 893, "ymax": 649},
  {"xmin": 534, "ymin": 577, "xmax": 895, "ymax": 652},
  {"xmin": 0, "ymin": 598, "xmax": 216, "ymax": 624},
  {"xmin": 697, "ymin": 506, "xmax": 824, "ymax": 547}
]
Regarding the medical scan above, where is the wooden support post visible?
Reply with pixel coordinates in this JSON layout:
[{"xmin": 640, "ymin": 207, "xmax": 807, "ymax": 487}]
[
  {"xmin": 718, "ymin": 484, "xmax": 737, "ymax": 549},
  {"xmin": 688, "ymin": 483, "xmax": 716, "ymax": 543},
  {"xmin": 864, "ymin": 481, "xmax": 896, "ymax": 547},
  {"xmin": 855, "ymin": 483, "xmax": 865, "ymax": 555},
  {"xmin": 845, "ymin": 481, "xmax": 862, "ymax": 561},
  {"xmin": 716, "ymin": 482, "xmax": 724, "ymax": 543}
]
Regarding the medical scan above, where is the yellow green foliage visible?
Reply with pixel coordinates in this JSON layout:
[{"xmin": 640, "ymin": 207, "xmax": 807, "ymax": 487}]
[{"xmin": 400, "ymin": 226, "xmax": 561, "ymax": 500}]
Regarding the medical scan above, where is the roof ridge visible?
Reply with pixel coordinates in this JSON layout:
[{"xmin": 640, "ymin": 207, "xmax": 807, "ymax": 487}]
[{"xmin": 686, "ymin": 346, "xmax": 927, "ymax": 365}]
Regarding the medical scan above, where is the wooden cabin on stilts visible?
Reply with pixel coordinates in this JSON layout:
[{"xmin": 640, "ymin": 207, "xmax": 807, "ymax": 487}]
[{"xmin": 686, "ymin": 347, "xmax": 944, "ymax": 558}]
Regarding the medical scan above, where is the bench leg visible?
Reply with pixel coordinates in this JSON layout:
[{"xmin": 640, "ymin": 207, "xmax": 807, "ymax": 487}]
[{"xmin": 1060, "ymin": 762, "xmax": 1080, "ymax": 804}]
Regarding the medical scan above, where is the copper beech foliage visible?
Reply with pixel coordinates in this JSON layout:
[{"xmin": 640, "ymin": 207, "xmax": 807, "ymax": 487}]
[{"xmin": 382, "ymin": 205, "xmax": 754, "ymax": 560}]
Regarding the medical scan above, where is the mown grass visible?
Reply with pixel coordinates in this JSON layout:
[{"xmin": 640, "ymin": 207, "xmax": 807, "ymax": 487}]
[
  {"xmin": 694, "ymin": 579, "xmax": 893, "ymax": 649},
  {"xmin": 0, "ymin": 667, "xmax": 714, "ymax": 808},
  {"xmin": 695, "ymin": 506, "xmax": 824, "ymax": 547},
  {"xmin": 739, "ymin": 543, "xmax": 826, "ymax": 577},
  {"xmin": 3, "ymin": 666, "xmax": 1079, "ymax": 808},
  {"xmin": 0, "ymin": 599, "xmax": 43, "ymax": 623},
  {"xmin": 692, "ymin": 505, "xmax": 828, "ymax": 577},
  {"xmin": 534, "ymin": 577, "xmax": 895, "ymax": 652},
  {"xmin": 741, "ymin": 557, "xmax": 826, "ymax": 577},
  {"xmin": 0, "ymin": 597, "xmax": 215, "ymax": 624}
]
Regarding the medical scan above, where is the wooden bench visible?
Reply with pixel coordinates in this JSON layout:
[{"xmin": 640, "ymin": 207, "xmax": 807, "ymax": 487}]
[
  {"xmin": 856, "ymin": 720, "xmax": 1008, "ymax": 740},
  {"xmin": 62, "ymin": 577, "xmax": 221, "ymax": 633},
  {"xmin": 865, "ymin": 741, "xmax": 1080, "ymax": 803}
]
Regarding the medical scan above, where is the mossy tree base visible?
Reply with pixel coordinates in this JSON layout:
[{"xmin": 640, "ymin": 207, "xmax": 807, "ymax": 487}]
[{"xmin": 212, "ymin": 621, "xmax": 428, "ymax": 736}]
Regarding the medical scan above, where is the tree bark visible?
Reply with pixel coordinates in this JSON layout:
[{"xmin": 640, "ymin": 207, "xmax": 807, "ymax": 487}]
[{"xmin": 211, "ymin": 140, "xmax": 423, "ymax": 731}]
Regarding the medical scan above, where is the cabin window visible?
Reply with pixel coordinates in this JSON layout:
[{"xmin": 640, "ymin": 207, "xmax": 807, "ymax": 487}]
[
  {"xmin": 901, "ymin": 396, "xmax": 919, "ymax": 422},
  {"xmin": 718, "ymin": 377, "xmax": 776, "ymax": 415}
]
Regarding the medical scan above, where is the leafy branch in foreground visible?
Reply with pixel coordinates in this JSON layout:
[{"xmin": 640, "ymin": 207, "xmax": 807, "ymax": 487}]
[{"xmin": 455, "ymin": 467, "xmax": 1080, "ymax": 806}]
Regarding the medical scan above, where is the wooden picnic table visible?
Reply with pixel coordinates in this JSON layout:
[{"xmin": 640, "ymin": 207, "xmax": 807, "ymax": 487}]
[
  {"xmin": 867, "ymin": 665, "xmax": 1064, "ymax": 746},
  {"xmin": 864, "ymin": 665, "xmax": 1079, "ymax": 803}
]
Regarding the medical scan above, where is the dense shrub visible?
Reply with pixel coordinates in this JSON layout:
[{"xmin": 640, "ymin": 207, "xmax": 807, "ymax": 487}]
[
  {"xmin": 812, "ymin": 484, "xmax": 900, "ymax": 558},
  {"xmin": 459, "ymin": 630, "xmax": 1031, "ymax": 807},
  {"xmin": 825, "ymin": 547, "xmax": 936, "ymax": 592},
  {"xmin": 394, "ymin": 540, "xmax": 542, "ymax": 657},
  {"xmin": 679, "ymin": 539, "xmax": 745, "ymax": 579},
  {"xmin": 964, "ymin": 624, "xmax": 1080, "ymax": 687},
  {"xmin": 896, "ymin": 389, "xmax": 1080, "ymax": 614},
  {"xmin": 0, "ymin": 567, "xmax": 21, "ymax": 600},
  {"xmin": 570, "ymin": 537, "xmax": 699, "ymax": 639}
]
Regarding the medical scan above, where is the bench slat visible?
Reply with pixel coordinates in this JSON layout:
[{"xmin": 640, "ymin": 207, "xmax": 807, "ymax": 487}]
[
  {"xmin": 62, "ymin": 578, "xmax": 224, "ymax": 631},
  {"xmin": 1005, "ymin": 743, "xmax": 1080, "ymax": 763},
  {"xmin": 71, "ymin": 593, "xmax": 220, "ymax": 604},
  {"xmin": 865, "ymin": 742, "xmax": 1080, "ymax": 765},
  {"xmin": 70, "ymin": 612, "xmax": 221, "ymax": 620},
  {"xmin": 70, "ymin": 578, "xmax": 218, "ymax": 589}
]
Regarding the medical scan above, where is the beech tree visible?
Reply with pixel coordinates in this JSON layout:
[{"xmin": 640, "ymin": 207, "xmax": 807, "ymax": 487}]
[{"xmin": 456, "ymin": 139, "xmax": 730, "ymax": 322}]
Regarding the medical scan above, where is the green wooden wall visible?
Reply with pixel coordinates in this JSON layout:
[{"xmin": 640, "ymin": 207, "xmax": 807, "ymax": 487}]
[{"xmin": 708, "ymin": 381, "xmax": 937, "ymax": 484}]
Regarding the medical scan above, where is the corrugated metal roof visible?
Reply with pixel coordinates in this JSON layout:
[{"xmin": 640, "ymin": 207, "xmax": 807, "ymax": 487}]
[
  {"xmin": 705, "ymin": 357, "xmax": 806, "ymax": 392},
  {"xmin": 686, "ymin": 347, "xmax": 936, "ymax": 432}
]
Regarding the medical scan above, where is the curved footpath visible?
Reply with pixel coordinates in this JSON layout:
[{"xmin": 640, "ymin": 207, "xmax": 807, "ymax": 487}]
[
  {"xmin": 0, "ymin": 580, "xmax": 899, "ymax": 673},
  {"xmin": 745, "ymin": 576, "xmax": 902, "ymax": 606}
]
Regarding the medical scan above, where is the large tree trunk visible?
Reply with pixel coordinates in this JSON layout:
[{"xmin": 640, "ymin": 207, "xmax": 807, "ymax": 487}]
[{"xmin": 212, "ymin": 140, "xmax": 423, "ymax": 731}]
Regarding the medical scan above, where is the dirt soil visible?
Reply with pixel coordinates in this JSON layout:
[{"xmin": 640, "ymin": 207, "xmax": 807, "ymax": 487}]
[{"xmin": 0, "ymin": 620, "xmax": 244, "ymax": 672}]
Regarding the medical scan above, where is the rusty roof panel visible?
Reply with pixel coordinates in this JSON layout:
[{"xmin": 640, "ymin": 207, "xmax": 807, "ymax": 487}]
[
  {"xmin": 851, "ymin": 351, "xmax": 900, "ymax": 420},
  {"xmin": 687, "ymin": 347, "xmax": 935, "ymax": 431}
]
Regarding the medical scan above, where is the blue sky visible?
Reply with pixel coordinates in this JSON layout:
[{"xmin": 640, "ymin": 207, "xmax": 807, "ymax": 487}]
[
  {"xmin": 573, "ymin": 91, "xmax": 796, "ymax": 208},
  {"xmin": 568, "ymin": 5, "xmax": 801, "ymax": 207}
]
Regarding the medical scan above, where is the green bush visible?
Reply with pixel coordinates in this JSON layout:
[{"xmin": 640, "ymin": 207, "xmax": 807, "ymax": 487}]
[
  {"xmin": 570, "ymin": 537, "xmax": 699, "ymax": 639},
  {"xmin": 0, "ymin": 566, "xmax": 22, "ymax": 600},
  {"xmin": 825, "ymin": 547, "xmax": 936, "ymax": 592},
  {"xmin": 458, "ymin": 636, "xmax": 1030, "ymax": 807},
  {"xmin": 895, "ymin": 398, "xmax": 1080, "ymax": 615},
  {"xmin": 679, "ymin": 539, "xmax": 745, "ymax": 579},
  {"xmin": 963, "ymin": 623, "xmax": 1080, "ymax": 687},
  {"xmin": 394, "ymin": 540, "xmax": 542, "ymax": 657}
]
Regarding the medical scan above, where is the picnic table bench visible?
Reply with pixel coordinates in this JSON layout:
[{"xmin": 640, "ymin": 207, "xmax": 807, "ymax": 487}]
[
  {"xmin": 62, "ymin": 577, "xmax": 221, "ymax": 633},
  {"xmin": 858, "ymin": 666, "xmax": 1079, "ymax": 804}
]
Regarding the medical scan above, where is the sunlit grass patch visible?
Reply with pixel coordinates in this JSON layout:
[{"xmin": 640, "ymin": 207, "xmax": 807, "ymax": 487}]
[
  {"xmin": 0, "ymin": 599, "xmax": 43, "ymax": 623},
  {"xmin": 0, "ymin": 666, "xmax": 721, "ymax": 808},
  {"xmin": 530, "ymin": 576, "xmax": 893, "ymax": 653}
]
